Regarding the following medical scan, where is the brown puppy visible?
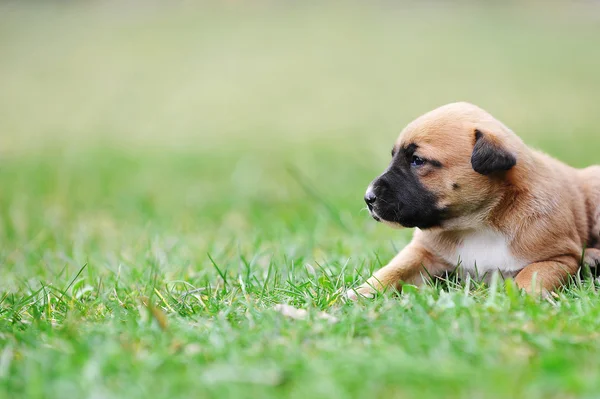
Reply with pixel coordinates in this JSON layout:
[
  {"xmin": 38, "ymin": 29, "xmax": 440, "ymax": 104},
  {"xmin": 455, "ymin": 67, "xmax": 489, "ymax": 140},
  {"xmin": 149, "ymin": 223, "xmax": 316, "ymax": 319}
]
[{"xmin": 348, "ymin": 102, "xmax": 600, "ymax": 299}]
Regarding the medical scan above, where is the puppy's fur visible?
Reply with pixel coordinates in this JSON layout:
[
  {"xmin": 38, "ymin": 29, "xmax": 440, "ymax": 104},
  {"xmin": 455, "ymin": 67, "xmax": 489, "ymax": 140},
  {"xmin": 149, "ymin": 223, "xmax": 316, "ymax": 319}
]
[{"xmin": 350, "ymin": 102, "xmax": 600, "ymax": 299}]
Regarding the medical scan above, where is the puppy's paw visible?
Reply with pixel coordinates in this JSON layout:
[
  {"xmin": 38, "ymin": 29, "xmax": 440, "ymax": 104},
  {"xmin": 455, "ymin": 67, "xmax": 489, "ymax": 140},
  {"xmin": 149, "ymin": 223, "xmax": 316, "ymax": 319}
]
[
  {"xmin": 584, "ymin": 248, "xmax": 600, "ymax": 267},
  {"xmin": 345, "ymin": 285, "xmax": 377, "ymax": 301}
]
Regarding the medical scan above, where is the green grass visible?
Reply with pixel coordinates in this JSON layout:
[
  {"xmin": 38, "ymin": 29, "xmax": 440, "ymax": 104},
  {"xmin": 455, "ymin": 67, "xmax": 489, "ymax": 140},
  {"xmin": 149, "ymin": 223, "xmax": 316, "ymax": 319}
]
[{"xmin": 1, "ymin": 2, "xmax": 600, "ymax": 398}]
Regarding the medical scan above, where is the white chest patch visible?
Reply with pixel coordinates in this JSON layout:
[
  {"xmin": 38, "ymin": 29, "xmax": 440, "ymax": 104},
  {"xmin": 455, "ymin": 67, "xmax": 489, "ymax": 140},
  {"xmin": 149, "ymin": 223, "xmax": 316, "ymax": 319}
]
[{"xmin": 444, "ymin": 229, "xmax": 527, "ymax": 280}]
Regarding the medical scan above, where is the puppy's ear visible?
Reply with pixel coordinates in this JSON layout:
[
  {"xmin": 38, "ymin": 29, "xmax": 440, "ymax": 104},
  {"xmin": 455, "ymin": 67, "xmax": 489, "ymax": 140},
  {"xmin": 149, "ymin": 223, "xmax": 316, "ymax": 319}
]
[{"xmin": 471, "ymin": 129, "xmax": 517, "ymax": 175}]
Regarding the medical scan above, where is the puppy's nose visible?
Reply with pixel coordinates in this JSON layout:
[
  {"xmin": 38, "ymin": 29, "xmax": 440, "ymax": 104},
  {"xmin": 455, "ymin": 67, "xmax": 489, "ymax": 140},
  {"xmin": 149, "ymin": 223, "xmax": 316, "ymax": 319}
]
[{"xmin": 364, "ymin": 190, "xmax": 376, "ymax": 205}]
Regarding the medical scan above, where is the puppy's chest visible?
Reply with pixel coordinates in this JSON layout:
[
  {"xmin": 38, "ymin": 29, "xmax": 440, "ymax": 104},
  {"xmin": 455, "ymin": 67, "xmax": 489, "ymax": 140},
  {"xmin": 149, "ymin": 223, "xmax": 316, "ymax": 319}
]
[{"xmin": 441, "ymin": 229, "xmax": 527, "ymax": 278}]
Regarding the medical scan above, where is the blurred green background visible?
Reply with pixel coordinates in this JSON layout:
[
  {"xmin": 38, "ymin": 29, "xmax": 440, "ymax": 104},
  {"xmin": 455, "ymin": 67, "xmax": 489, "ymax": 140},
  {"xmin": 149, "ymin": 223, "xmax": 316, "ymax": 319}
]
[
  {"xmin": 1, "ymin": 2, "xmax": 600, "ymax": 398},
  {"xmin": 2, "ymin": 1, "xmax": 599, "ymax": 279}
]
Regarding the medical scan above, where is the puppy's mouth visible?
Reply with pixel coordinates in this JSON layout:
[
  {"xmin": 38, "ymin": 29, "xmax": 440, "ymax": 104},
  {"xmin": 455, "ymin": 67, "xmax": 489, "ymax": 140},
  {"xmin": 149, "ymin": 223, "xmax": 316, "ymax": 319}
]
[
  {"xmin": 367, "ymin": 204, "xmax": 406, "ymax": 229},
  {"xmin": 366, "ymin": 197, "xmax": 445, "ymax": 229},
  {"xmin": 367, "ymin": 205, "xmax": 381, "ymax": 222}
]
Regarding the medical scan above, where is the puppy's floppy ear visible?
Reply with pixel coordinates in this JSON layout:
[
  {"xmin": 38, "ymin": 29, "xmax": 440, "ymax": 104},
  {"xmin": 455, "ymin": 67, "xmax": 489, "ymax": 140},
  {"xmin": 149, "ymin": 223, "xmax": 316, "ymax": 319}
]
[{"xmin": 471, "ymin": 129, "xmax": 517, "ymax": 175}]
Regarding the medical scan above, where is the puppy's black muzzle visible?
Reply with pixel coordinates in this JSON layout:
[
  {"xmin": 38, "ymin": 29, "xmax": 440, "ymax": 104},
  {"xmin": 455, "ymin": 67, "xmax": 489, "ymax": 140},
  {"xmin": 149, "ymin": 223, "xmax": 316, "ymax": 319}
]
[{"xmin": 364, "ymin": 170, "xmax": 443, "ymax": 229}]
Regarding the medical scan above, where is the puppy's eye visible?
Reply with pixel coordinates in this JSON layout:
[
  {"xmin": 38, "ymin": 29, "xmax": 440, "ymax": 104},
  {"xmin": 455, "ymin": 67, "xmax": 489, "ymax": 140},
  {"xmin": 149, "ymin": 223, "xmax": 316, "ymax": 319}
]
[{"xmin": 411, "ymin": 156, "xmax": 426, "ymax": 167}]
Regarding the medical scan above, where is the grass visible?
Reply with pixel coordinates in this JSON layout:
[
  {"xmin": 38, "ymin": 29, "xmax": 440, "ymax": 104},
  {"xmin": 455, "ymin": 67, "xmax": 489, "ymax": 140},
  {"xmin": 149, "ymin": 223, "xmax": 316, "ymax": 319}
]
[{"xmin": 1, "ymin": 2, "xmax": 600, "ymax": 398}]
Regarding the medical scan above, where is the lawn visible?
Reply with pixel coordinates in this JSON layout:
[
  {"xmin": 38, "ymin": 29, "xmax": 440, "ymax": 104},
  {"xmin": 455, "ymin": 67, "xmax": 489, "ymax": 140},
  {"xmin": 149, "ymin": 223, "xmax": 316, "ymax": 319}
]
[{"xmin": 1, "ymin": 2, "xmax": 600, "ymax": 398}]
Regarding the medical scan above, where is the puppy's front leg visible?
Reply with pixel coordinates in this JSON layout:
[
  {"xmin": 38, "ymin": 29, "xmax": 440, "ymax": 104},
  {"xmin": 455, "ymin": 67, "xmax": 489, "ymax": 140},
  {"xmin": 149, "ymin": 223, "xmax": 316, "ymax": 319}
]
[
  {"xmin": 347, "ymin": 240, "xmax": 449, "ymax": 300},
  {"xmin": 514, "ymin": 256, "xmax": 580, "ymax": 295}
]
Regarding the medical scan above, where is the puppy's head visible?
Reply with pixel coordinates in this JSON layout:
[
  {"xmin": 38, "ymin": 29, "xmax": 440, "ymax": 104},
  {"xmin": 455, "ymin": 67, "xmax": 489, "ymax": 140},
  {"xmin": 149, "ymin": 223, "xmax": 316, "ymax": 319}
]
[{"xmin": 365, "ymin": 102, "xmax": 520, "ymax": 229}]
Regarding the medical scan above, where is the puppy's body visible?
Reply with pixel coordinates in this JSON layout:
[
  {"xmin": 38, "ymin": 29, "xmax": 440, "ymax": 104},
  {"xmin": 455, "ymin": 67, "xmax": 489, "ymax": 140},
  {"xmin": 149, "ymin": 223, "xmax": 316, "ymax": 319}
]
[
  {"xmin": 580, "ymin": 166, "xmax": 600, "ymax": 248},
  {"xmin": 351, "ymin": 103, "xmax": 600, "ymax": 298}
]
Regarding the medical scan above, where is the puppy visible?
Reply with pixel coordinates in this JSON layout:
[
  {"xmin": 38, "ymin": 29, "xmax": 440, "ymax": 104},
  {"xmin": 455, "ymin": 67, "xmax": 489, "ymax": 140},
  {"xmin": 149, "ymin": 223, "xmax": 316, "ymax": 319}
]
[{"xmin": 349, "ymin": 102, "xmax": 600, "ymax": 299}]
